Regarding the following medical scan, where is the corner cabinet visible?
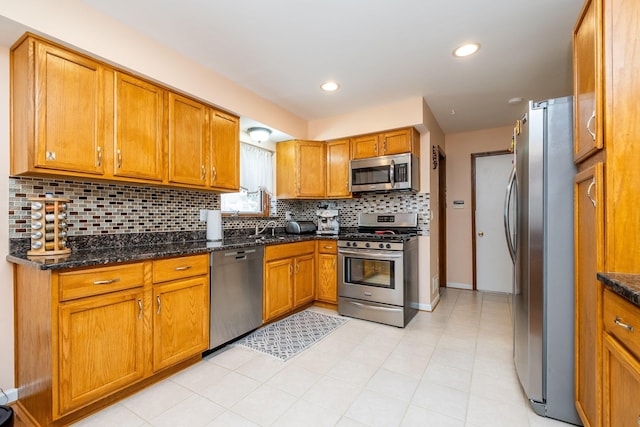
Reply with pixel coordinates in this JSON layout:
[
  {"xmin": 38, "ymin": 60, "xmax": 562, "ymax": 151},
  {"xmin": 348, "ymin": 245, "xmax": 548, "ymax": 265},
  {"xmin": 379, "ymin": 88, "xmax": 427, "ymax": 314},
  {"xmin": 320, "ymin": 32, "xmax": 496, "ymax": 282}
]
[
  {"xmin": 263, "ymin": 241, "xmax": 316, "ymax": 322},
  {"xmin": 276, "ymin": 140, "xmax": 326, "ymax": 199},
  {"xmin": 11, "ymin": 36, "xmax": 106, "ymax": 177},
  {"xmin": 12, "ymin": 253, "xmax": 209, "ymax": 426}
]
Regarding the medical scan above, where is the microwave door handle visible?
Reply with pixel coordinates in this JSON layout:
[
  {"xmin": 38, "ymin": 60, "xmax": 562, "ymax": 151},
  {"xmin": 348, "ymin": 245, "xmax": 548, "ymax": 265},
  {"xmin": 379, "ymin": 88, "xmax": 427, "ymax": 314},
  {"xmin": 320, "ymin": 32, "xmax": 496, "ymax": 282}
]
[{"xmin": 389, "ymin": 160, "xmax": 395, "ymax": 188}]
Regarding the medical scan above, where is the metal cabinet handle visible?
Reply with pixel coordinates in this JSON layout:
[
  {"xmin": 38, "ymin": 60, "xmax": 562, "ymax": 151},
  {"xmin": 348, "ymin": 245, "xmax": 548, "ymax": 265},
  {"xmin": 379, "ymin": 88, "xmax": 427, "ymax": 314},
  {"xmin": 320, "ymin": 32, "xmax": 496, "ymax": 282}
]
[
  {"xmin": 614, "ymin": 316, "xmax": 634, "ymax": 332},
  {"xmin": 374, "ymin": 143, "xmax": 378, "ymax": 155},
  {"xmin": 289, "ymin": 264, "xmax": 293, "ymax": 275},
  {"xmin": 97, "ymin": 146, "xmax": 102, "ymax": 167},
  {"xmin": 296, "ymin": 263, "xmax": 300, "ymax": 273},
  {"xmin": 137, "ymin": 299, "xmax": 142, "ymax": 320},
  {"xmin": 156, "ymin": 296, "xmax": 161, "ymax": 315},
  {"xmin": 201, "ymin": 165, "xmax": 206, "ymax": 180},
  {"xmin": 323, "ymin": 245, "xmax": 333, "ymax": 249},
  {"xmin": 93, "ymin": 278, "xmax": 120, "ymax": 285},
  {"xmin": 212, "ymin": 166, "xmax": 217, "ymax": 182},
  {"xmin": 174, "ymin": 265, "xmax": 192, "ymax": 271},
  {"xmin": 586, "ymin": 179, "xmax": 596, "ymax": 208},
  {"xmin": 586, "ymin": 110, "xmax": 596, "ymax": 141},
  {"xmin": 383, "ymin": 139, "xmax": 387, "ymax": 153},
  {"xmin": 117, "ymin": 149, "xmax": 122, "ymax": 168}
]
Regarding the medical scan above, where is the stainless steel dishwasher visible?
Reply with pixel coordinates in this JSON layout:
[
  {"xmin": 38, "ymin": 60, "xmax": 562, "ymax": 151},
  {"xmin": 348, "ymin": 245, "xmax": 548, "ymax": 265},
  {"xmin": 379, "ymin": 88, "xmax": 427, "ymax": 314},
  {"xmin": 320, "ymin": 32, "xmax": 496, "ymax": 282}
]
[{"xmin": 209, "ymin": 246, "xmax": 264, "ymax": 349}]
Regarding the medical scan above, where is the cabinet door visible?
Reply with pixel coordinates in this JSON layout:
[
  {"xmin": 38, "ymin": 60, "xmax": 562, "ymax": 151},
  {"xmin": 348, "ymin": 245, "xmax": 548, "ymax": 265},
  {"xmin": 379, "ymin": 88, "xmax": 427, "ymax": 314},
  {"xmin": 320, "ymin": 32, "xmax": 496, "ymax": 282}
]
[
  {"xmin": 574, "ymin": 163, "xmax": 604, "ymax": 427},
  {"xmin": 316, "ymin": 252, "xmax": 337, "ymax": 304},
  {"xmin": 381, "ymin": 129, "xmax": 412, "ymax": 156},
  {"xmin": 573, "ymin": 0, "xmax": 603, "ymax": 162},
  {"xmin": 293, "ymin": 253, "xmax": 315, "ymax": 307},
  {"xmin": 58, "ymin": 289, "xmax": 145, "ymax": 415},
  {"xmin": 604, "ymin": 0, "xmax": 640, "ymax": 273},
  {"xmin": 326, "ymin": 139, "xmax": 351, "ymax": 198},
  {"xmin": 167, "ymin": 93, "xmax": 208, "ymax": 187},
  {"xmin": 210, "ymin": 110, "xmax": 240, "ymax": 191},
  {"xmin": 603, "ymin": 334, "xmax": 640, "ymax": 427},
  {"xmin": 153, "ymin": 276, "xmax": 209, "ymax": 371},
  {"xmin": 264, "ymin": 259, "xmax": 294, "ymax": 322},
  {"xmin": 351, "ymin": 134, "xmax": 379, "ymax": 159},
  {"xmin": 113, "ymin": 72, "xmax": 164, "ymax": 181},
  {"xmin": 35, "ymin": 42, "xmax": 105, "ymax": 175},
  {"xmin": 297, "ymin": 142, "xmax": 326, "ymax": 197}
]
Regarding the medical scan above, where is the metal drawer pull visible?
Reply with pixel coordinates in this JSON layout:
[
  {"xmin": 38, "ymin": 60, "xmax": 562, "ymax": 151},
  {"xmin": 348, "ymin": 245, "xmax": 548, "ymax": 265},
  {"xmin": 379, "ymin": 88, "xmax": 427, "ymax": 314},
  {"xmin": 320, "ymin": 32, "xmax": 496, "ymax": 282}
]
[
  {"xmin": 157, "ymin": 296, "xmax": 161, "ymax": 314},
  {"xmin": 586, "ymin": 110, "xmax": 596, "ymax": 141},
  {"xmin": 174, "ymin": 265, "xmax": 192, "ymax": 271},
  {"xmin": 614, "ymin": 316, "xmax": 634, "ymax": 332},
  {"xmin": 93, "ymin": 278, "xmax": 120, "ymax": 285},
  {"xmin": 586, "ymin": 179, "xmax": 596, "ymax": 208},
  {"xmin": 324, "ymin": 246, "xmax": 334, "ymax": 249},
  {"xmin": 137, "ymin": 299, "xmax": 142, "ymax": 320},
  {"xmin": 349, "ymin": 301, "xmax": 400, "ymax": 312}
]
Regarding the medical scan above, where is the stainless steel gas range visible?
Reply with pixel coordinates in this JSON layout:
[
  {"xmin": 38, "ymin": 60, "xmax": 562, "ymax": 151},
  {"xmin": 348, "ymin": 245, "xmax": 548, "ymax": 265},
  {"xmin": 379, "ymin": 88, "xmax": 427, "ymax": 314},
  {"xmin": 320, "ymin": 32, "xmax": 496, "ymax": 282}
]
[{"xmin": 338, "ymin": 213, "xmax": 419, "ymax": 327}]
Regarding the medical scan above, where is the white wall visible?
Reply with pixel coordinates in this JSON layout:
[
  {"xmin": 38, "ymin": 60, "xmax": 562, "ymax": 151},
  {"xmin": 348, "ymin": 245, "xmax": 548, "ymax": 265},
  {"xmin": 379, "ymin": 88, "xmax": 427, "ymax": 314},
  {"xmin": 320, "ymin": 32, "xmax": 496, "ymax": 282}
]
[{"xmin": 0, "ymin": 46, "xmax": 13, "ymax": 397}]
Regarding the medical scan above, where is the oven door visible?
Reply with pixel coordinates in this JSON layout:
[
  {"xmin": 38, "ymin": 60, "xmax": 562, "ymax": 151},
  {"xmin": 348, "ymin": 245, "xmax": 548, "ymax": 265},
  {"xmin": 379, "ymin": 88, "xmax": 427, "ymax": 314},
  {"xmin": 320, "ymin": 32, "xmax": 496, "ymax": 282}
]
[{"xmin": 338, "ymin": 247, "xmax": 404, "ymax": 306}]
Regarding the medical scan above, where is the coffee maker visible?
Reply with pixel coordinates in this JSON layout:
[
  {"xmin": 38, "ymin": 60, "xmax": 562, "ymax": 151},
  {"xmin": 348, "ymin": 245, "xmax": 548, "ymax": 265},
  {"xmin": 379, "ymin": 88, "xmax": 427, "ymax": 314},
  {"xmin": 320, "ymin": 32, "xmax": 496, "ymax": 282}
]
[{"xmin": 316, "ymin": 209, "xmax": 339, "ymax": 235}]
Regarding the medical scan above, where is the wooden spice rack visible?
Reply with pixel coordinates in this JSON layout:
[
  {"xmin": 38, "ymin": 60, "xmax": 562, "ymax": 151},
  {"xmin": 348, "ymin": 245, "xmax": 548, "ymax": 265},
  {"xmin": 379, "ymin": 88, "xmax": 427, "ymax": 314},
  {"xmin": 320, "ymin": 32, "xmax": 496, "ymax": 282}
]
[{"xmin": 28, "ymin": 197, "xmax": 71, "ymax": 256}]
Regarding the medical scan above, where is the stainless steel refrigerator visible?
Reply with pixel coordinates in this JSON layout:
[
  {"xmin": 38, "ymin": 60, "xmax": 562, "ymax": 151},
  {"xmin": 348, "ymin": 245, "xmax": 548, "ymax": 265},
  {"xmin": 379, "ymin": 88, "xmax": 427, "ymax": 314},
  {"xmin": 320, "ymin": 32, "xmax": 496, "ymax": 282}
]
[{"xmin": 504, "ymin": 96, "xmax": 581, "ymax": 425}]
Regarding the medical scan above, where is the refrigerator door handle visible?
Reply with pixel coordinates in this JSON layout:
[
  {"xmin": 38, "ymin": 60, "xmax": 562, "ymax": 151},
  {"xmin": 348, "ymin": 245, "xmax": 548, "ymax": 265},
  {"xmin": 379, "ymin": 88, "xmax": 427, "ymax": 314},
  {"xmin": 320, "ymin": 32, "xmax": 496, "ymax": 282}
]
[{"xmin": 504, "ymin": 166, "xmax": 517, "ymax": 263}]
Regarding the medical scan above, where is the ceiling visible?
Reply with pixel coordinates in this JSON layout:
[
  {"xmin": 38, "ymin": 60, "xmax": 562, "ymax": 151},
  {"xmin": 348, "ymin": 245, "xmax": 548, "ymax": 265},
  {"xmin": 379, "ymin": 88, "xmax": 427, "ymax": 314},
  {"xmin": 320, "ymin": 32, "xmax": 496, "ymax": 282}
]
[{"xmin": 77, "ymin": 1, "xmax": 583, "ymax": 136}]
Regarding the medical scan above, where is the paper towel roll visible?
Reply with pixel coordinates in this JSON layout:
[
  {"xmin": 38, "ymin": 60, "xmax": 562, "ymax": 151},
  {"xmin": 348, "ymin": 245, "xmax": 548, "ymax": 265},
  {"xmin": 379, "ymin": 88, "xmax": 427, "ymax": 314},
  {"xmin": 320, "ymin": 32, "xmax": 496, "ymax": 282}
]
[{"xmin": 206, "ymin": 210, "xmax": 222, "ymax": 241}]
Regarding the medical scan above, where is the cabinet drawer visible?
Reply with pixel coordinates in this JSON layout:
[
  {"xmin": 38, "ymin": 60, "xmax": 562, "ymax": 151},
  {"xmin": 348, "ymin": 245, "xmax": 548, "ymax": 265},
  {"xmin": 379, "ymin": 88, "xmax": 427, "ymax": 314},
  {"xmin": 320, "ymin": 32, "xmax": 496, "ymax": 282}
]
[
  {"xmin": 58, "ymin": 263, "xmax": 145, "ymax": 301},
  {"xmin": 603, "ymin": 289, "xmax": 640, "ymax": 358},
  {"xmin": 317, "ymin": 240, "xmax": 337, "ymax": 254},
  {"xmin": 153, "ymin": 253, "xmax": 209, "ymax": 283},
  {"xmin": 265, "ymin": 241, "xmax": 315, "ymax": 261}
]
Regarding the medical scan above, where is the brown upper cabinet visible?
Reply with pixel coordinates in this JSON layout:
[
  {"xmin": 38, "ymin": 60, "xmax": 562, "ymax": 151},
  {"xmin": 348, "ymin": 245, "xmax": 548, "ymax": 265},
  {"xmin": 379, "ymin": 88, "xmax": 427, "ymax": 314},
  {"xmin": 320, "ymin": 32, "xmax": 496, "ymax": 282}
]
[
  {"xmin": 210, "ymin": 110, "xmax": 240, "ymax": 191},
  {"xmin": 167, "ymin": 93, "xmax": 209, "ymax": 187},
  {"xmin": 112, "ymin": 72, "xmax": 165, "ymax": 182},
  {"xmin": 351, "ymin": 128, "xmax": 420, "ymax": 159},
  {"xmin": 326, "ymin": 138, "xmax": 351, "ymax": 198},
  {"xmin": 276, "ymin": 140, "xmax": 326, "ymax": 199},
  {"xmin": 573, "ymin": 0, "xmax": 603, "ymax": 162},
  {"xmin": 10, "ymin": 33, "xmax": 239, "ymax": 192},
  {"xmin": 11, "ymin": 37, "xmax": 107, "ymax": 177}
]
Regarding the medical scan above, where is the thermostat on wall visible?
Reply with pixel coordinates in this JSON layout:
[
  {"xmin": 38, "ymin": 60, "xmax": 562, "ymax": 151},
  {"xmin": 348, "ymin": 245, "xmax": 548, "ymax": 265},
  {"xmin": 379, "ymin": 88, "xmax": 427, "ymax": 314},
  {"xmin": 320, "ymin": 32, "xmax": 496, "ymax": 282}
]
[{"xmin": 452, "ymin": 200, "xmax": 465, "ymax": 209}]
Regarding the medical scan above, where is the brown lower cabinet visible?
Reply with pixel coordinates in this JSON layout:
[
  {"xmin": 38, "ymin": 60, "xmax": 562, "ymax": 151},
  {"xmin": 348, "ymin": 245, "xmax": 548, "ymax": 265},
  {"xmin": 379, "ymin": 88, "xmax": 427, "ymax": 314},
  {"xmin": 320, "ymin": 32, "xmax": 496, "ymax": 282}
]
[
  {"xmin": 316, "ymin": 240, "xmax": 338, "ymax": 304},
  {"xmin": 263, "ymin": 241, "xmax": 316, "ymax": 322},
  {"xmin": 13, "ymin": 253, "xmax": 209, "ymax": 426}
]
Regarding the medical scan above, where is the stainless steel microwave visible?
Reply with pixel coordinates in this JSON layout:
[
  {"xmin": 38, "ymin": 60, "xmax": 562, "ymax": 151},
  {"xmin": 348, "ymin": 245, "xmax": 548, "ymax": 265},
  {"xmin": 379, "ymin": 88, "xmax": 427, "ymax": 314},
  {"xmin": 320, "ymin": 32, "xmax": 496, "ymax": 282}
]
[{"xmin": 350, "ymin": 153, "xmax": 419, "ymax": 193}]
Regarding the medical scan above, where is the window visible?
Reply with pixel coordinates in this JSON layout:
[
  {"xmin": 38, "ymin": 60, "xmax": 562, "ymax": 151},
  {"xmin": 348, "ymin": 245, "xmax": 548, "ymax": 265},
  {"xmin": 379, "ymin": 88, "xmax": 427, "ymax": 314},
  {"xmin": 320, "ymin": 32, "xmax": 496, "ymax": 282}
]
[{"xmin": 221, "ymin": 143, "xmax": 273, "ymax": 216}]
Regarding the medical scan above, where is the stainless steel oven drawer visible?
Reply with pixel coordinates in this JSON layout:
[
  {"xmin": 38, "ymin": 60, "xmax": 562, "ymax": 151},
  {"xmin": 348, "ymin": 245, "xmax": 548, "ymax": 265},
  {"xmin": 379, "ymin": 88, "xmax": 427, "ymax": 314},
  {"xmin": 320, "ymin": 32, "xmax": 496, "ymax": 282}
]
[{"xmin": 338, "ymin": 297, "xmax": 406, "ymax": 327}]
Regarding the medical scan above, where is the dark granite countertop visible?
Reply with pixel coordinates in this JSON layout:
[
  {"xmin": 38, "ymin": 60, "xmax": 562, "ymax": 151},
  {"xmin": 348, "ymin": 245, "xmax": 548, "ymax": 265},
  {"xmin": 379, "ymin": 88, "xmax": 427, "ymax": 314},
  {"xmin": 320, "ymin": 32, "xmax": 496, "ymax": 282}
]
[
  {"xmin": 7, "ymin": 233, "xmax": 339, "ymax": 270},
  {"xmin": 597, "ymin": 272, "xmax": 640, "ymax": 307}
]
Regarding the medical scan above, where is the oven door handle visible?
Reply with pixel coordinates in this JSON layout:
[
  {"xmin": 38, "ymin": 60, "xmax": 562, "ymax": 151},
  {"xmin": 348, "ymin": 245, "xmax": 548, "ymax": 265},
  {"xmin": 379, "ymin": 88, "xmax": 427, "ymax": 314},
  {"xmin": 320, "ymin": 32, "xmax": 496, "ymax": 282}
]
[
  {"xmin": 338, "ymin": 249, "xmax": 403, "ymax": 259},
  {"xmin": 348, "ymin": 301, "xmax": 402, "ymax": 312}
]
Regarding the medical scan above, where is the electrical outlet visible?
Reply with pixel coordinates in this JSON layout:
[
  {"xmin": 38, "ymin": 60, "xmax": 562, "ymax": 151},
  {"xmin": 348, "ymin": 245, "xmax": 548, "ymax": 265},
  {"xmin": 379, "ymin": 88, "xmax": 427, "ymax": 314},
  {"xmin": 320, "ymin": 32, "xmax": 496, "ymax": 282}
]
[
  {"xmin": 285, "ymin": 211, "xmax": 292, "ymax": 220},
  {"xmin": 199, "ymin": 209, "xmax": 207, "ymax": 221}
]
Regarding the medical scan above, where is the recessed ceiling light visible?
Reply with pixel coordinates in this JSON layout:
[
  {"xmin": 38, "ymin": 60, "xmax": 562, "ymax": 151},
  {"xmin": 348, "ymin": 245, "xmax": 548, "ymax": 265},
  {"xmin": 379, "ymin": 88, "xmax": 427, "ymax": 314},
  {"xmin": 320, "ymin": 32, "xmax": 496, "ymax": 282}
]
[
  {"xmin": 453, "ymin": 43, "xmax": 480, "ymax": 57},
  {"xmin": 320, "ymin": 81, "xmax": 340, "ymax": 92},
  {"xmin": 508, "ymin": 97, "xmax": 524, "ymax": 105}
]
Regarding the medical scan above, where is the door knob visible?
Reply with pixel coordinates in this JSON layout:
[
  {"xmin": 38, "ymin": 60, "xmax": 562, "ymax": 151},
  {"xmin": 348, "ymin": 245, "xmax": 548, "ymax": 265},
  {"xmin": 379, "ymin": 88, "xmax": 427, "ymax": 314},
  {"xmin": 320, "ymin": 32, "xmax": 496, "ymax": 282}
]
[{"xmin": 478, "ymin": 231, "xmax": 484, "ymax": 237}]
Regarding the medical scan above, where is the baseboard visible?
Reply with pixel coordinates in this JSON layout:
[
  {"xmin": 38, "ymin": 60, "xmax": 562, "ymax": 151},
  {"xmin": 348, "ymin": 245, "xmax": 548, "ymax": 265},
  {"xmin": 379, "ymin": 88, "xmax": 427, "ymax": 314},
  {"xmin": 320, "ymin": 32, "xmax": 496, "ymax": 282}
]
[
  {"xmin": 418, "ymin": 294, "xmax": 440, "ymax": 312},
  {"xmin": 1, "ymin": 387, "xmax": 18, "ymax": 403},
  {"xmin": 447, "ymin": 282, "xmax": 473, "ymax": 290}
]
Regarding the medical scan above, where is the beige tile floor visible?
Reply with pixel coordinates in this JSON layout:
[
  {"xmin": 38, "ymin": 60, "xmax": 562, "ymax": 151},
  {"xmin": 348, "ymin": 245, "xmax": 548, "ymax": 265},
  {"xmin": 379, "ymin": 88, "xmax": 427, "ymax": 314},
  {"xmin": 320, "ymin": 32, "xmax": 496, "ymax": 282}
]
[{"xmin": 72, "ymin": 288, "xmax": 574, "ymax": 427}]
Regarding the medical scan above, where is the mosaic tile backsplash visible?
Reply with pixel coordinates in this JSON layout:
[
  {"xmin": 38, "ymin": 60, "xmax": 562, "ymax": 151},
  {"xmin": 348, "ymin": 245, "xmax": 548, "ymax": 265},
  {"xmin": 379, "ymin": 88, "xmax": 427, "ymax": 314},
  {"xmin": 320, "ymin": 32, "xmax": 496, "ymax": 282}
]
[{"xmin": 9, "ymin": 177, "xmax": 430, "ymax": 240}]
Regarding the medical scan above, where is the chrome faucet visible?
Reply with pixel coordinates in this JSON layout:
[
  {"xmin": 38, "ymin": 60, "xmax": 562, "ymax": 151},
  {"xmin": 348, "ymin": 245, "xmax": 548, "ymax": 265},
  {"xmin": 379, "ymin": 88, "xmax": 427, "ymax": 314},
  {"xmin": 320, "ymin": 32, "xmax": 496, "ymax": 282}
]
[{"xmin": 254, "ymin": 220, "xmax": 278, "ymax": 237}]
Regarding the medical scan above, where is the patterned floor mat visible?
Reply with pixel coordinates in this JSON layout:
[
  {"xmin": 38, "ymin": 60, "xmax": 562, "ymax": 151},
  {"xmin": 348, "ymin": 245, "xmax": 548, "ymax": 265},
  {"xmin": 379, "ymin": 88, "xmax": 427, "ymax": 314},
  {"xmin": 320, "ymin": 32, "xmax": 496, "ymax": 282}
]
[{"xmin": 232, "ymin": 310, "xmax": 348, "ymax": 361}]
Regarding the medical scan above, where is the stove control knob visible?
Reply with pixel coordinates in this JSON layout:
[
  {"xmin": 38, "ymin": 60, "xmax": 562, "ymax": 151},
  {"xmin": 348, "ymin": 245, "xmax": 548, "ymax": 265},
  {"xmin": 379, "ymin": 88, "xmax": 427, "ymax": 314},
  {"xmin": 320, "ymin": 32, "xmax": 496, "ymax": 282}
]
[
  {"xmin": 379, "ymin": 243, "xmax": 384, "ymax": 249},
  {"xmin": 365, "ymin": 242, "xmax": 370, "ymax": 248},
  {"xmin": 386, "ymin": 243, "xmax": 391, "ymax": 249},
  {"xmin": 345, "ymin": 242, "xmax": 351, "ymax": 247},
  {"xmin": 352, "ymin": 242, "xmax": 358, "ymax": 247}
]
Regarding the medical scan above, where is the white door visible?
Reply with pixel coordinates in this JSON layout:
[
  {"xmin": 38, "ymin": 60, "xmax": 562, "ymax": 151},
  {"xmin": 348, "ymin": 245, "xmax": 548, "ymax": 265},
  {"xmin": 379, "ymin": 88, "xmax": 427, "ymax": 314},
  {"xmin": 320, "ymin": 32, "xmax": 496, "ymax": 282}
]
[{"xmin": 475, "ymin": 153, "xmax": 513, "ymax": 293}]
